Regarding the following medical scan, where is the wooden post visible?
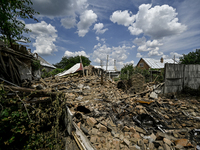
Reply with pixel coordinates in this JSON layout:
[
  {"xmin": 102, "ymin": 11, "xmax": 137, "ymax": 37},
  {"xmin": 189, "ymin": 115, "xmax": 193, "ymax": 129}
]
[
  {"xmin": 79, "ymin": 56, "xmax": 85, "ymax": 77},
  {"xmin": 105, "ymin": 55, "xmax": 108, "ymax": 81}
]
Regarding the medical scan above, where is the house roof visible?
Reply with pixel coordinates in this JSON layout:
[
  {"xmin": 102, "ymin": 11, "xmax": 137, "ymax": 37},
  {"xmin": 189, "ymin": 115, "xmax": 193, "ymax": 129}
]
[
  {"xmin": 37, "ymin": 55, "xmax": 56, "ymax": 69},
  {"xmin": 94, "ymin": 66, "xmax": 118, "ymax": 72},
  {"xmin": 142, "ymin": 58, "xmax": 176, "ymax": 69}
]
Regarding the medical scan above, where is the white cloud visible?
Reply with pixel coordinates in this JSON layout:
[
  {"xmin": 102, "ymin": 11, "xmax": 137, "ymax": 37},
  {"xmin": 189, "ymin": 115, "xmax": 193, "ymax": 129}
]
[
  {"xmin": 132, "ymin": 45, "xmax": 135, "ymax": 48},
  {"xmin": 148, "ymin": 47, "xmax": 163, "ymax": 57},
  {"xmin": 26, "ymin": 21, "xmax": 57, "ymax": 55},
  {"xmin": 64, "ymin": 50, "xmax": 89, "ymax": 57},
  {"xmin": 170, "ymin": 52, "xmax": 183, "ymax": 58},
  {"xmin": 134, "ymin": 37, "xmax": 163, "ymax": 55},
  {"xmin": 93, "ymin": 23, "xmax": 108, "ymax": 34},
  {"xmin": 61, "ymin": 17, "xmax": 76, "ymax": 29},
  {"xmin": 128, "ymin": 24, "xmax": 143, "ymax": 35},
  {"xmin": 136, "ymin": 53, "xmax": 142, "ymax": 58},
  {"xmin": 130, "ymin": 4, "xmax": 187, "ymax": 38},
  {"xmin": 124, "ymin": 60, "xmax": 134, "ymax": 65},
  {"xmin": 92, "ymin": 44, "xmax": 133, "ymax": 69},
  {"xmin": 77, "ymin": 10, "xmax": 98, "ymax": 37},
  {"xmin": 159, "ymin": 0, "xmax": 200, "ymax": 53},
  {"xmin": 96, "ymin": 36, "xmax": 100, "ymax": 41},
  {"xmin": 112, "ymin": 4, "xmax": 186, "ymax": 39},
  {"xmin": 110, "ymin": 10, "xmax": 135, "ymax": 26},
  {"xmin": 133, "ymin": 37, "xmax": 146, "ymax": 46},
  {"xmin": 138, "ymin": 45, "xmax": 147, "ymax": 52}
]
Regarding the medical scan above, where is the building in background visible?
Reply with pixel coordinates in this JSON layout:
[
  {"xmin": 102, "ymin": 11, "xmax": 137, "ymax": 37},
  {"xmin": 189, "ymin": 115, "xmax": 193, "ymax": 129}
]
[{"xmin": 136, "ymin": 57, "xmax": 176, "ymax": 69}]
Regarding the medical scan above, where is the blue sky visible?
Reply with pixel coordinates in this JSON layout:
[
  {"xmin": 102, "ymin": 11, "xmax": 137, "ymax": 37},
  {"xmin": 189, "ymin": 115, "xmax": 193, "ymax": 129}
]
[{"xmin": 22, "ymin": 0, "xmax": 200, "ymax": 70}]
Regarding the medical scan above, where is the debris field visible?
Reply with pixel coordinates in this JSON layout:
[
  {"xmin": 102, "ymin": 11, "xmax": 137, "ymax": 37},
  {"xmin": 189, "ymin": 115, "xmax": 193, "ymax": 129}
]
[{"xmin": 25, "ymin": 73, "xmax": 200, "ymax": 150}]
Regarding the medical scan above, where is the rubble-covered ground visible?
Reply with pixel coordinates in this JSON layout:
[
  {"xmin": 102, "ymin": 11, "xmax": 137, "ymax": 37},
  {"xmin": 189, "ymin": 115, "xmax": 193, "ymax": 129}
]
[{"xmin": 31, "ymin": 74, "xmax": 200, "ymax": 150}]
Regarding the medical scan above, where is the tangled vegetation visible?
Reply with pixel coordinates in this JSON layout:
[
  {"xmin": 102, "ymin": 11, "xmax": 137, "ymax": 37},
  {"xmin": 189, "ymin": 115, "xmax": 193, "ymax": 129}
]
[
  {"xmin": 41, "ymin": 68, "xmax": 64, "ymax": 78},
  {"xmin": 31, "ymin": 59, "xmax": 41, "ymax": 71},
  {"xmin": 0, "ymin": 84, "xmax": 67, "ymax": 149}
]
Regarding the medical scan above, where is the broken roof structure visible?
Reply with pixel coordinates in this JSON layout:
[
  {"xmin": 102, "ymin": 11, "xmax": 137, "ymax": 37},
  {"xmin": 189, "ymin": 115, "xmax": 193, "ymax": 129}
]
[
  {"xmin": 56, "ymin": 63, "xmax": 83, "ymax": 77},
  {"xmin": 37, "ymin": 55, "xmax": 56, "ymax": 69}
]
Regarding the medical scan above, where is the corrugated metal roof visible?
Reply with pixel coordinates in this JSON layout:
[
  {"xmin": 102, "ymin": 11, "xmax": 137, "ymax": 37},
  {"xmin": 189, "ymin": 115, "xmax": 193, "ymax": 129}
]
[
  {"xmin": 94, "ymin": 66, "xmax": 118, "ymax": 72},
  {"xmin": 143, "ymin": 58, "xmax": 175, "ymax": 69}
]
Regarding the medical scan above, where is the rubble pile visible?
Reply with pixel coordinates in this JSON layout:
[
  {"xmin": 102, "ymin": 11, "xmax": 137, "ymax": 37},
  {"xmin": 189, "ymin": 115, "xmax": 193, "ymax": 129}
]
[{"xmin": 26, "ymin": 75, "xmax": 200, "ymax": 149}]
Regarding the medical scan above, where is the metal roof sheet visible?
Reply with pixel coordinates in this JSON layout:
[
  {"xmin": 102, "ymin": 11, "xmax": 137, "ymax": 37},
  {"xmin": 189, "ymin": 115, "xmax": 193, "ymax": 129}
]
[
  {"xmin": 94, "ymin": 66, "xmax": 118, "ymax": 72},
  {"xmin": 56, "ymin": 63, "xmax": 83, "ymax": 76},
  {"xmin": 143, "ymin": 58, "xmax": 175, "ymax": 69},
  {"xmin": 37, "ymin": 55, "xmax": 56, "ymax": 69}
]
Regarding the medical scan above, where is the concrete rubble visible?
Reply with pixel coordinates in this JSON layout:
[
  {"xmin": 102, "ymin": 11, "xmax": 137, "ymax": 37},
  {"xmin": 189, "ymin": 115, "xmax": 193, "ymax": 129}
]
[{"xmin": 26, "ymin": 73, "xmax": 200, "ymax": 149}]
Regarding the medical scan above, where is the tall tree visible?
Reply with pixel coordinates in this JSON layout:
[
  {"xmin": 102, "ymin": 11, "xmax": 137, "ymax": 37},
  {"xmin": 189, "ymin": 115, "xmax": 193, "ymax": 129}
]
[
  {"xmin": 121, "ymin": 63, "xmax": 134, "ymax": 76},
  {"xmin": 54, "ymin": 56, "xmax": 91, "ymax": 70},
  {"xmin": 180, "ymin": 49, "xmax": 200, "ymax": 64},
  {"xmin": 0, "ymin": 0, "xmax": 39, "ymax": 47}
]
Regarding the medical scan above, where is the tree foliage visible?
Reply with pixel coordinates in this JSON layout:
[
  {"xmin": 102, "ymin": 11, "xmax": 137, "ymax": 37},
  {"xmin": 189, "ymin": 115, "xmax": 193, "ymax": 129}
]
[
  {"xmin": 0, "ymin": 0, "xmax": 39, "ymax": 46},
  {"xmin": 42, "ymin": 68, "xmax": 64, "ymax": 78},
  {"xmin": 0, "ymin": 84, "xmax": 66, "ymax": 149},
  {"xmin": 180, "ymin": 49, "xmax": 200, "ymax": 64},
  {"xmin": 54, "ymin": 56, "xmax": 91, "ymax": 70},
  {"xmin": 120, "ymin": 64, "xmax": 151, "ymax": 82},
  {"xmin": 121, "ymin": 63, "xmax": 134, "ymax": 77}
]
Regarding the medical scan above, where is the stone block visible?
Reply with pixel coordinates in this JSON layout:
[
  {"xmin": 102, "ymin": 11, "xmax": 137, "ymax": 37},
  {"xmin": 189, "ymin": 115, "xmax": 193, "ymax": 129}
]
[{"xmin": 87, "ymin": 117, "xmax": 97, "ymax": 127}]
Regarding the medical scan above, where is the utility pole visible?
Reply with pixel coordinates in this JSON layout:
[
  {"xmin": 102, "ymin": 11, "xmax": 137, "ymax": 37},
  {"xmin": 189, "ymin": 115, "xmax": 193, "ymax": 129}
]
[
  {"xmin": 100, "ymin": 60, "xmax": 103, "ymax": 67},
  {"xmin": 114, "ymin": 60, "xmax": 117, "ymax": 71},
  {"xmin": 105, "ymin": 55, "xmax": 109, "ymax": 80},
  {"xmin": 79, "ymin": 55, "xmax": 85, "ymax": 77}
]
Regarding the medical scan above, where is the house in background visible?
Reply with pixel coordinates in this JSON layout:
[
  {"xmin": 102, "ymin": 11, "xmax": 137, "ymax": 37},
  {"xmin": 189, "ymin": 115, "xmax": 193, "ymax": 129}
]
[
  {"xmin": 136, "ymin": 57, "xmax": 176, "ymax": 69},
  {"xmin": 136, "ymin": 57, "xmax": 177, "ymax": 82},
  {"xmin": 37, "ymin": 55, "xmax": 56, "ymax": 72},
  {"xmin": 33, "ymin": 55, "xmax": 56, "ymax": 79},
  {"xmin": 94, "ymin": 65, "xmax": 120, "ymax": 79}
]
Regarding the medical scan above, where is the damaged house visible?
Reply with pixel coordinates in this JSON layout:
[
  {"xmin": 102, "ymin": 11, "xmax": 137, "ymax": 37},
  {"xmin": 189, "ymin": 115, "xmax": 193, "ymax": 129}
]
[{"xmin": 0, "ymin": 42, "xmax": 55, "ymax": 85}]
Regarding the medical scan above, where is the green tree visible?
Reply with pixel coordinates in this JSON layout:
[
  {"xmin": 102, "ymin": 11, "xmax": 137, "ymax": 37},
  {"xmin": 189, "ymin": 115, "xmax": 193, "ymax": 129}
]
[
  {"xmin": 180, "ymin": 49, "xmax": 200, "ymax": 64},
  {"xmin": 54, "ymin": 56, "xmax": 91, "ymax": 70},
  {"xmin": 0, "ymin": 0, "xmax": 39, "ymax": 47},
  {"xmin": 121, "ymin": 63, "xmax": 134, "ymax": 79}
]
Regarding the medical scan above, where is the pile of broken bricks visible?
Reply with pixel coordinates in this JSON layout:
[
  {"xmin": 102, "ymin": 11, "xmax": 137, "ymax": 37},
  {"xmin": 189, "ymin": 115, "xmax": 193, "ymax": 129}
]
[{"xmin": 30, "ymin": 75, "xmax": 200, "ymax": 150}]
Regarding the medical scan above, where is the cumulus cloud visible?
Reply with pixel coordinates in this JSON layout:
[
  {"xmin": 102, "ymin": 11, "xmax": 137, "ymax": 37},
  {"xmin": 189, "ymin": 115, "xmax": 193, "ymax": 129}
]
[
  {"xmin": 136, "ymin": 53, "xmax": 142, "ymax": 58},
  {"xmin": 64, "ymin": 50, "xmax": 89, "ymax": 57},
  {"xmin": 110, "ymin": 10, "xmax": 135, "ymax": 26},
  {"xmin": 61, "ymin": 17, "xmax": 76, "ymax": 29},
  {"xmin": 77, "ymin": 10, "xmax": 97, "ymax": 37},
  {"xmin": 26, "ymin": 21, "xmax": 57, "ymax": 55},
  {"xmin": 124, "ymin": 60, "xmax": 135, "ymax": 65},
  {"xmin": 92, "ymin": 44, "xmax": 132, "ymax": 69},
  {"xmin": 96, "ymin": 36, "xmax": 100, "ymax": 41},
  {"xmin": 170, "ymin": 52, "xmax": 183, "ymax": 58},
  {"xmin": 93, "ymin": 23, "xmax": 108, "ymax": 34},
  {"xmin": 133, "ymin": 37, "xmax": 165, "ymax": 57},
  {"xmin": 132, "ymin": 4, "xmax": 187, "ymax": 38},
  {"xmin": 112, "ymin": 4, "xmax": 186, "ymax": 39},
  {"xmin": 148, "ymin": 47, "xmax": 163, "ymax": 57},
  {"xmin": 128, "ymin": 24, "xmax": 143, "ymax": 35}
]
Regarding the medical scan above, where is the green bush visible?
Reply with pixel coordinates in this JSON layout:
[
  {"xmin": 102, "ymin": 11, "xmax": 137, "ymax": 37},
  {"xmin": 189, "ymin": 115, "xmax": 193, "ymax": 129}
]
[
  {"xmin": 0, "ymin": 84, "xmax": 66, "ymax": 149},
  {"xmin": 31, "ymin": 60, "xmax": 41, "ymax": 71},
  {"xmin": 42, "ymin": 68, "xmax": 64, "ymax": 78}
]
